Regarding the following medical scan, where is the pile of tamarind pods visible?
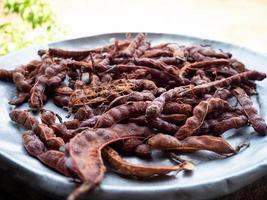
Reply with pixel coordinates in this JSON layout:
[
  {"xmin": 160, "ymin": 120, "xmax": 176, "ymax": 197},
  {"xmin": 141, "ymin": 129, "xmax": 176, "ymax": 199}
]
[{"xmin": 1, "ymin": 33, "xmax": 267, "ymax": 200}]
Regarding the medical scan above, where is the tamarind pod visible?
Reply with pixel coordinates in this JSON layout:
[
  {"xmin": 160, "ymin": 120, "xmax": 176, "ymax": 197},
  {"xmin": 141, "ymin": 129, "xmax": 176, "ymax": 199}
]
[
  {"xmin": 9, "ymin": 109, "xmax": 39, "ymax": 130},
  {"xmin": 146, "ymin": 86, "xmax": 189, "ymax": 118},
  {"xmin": 53, "ymin": 95, "xmax": 70, "ymax": 107},
  {"xmin": 148, "ymin": 134, "xmax": 236, "ymax": 155},
  {"xmin": 128, "ymin": 116, "xmax": 147, "ymax": 126},
  {"xmin": 134, "ymin": 42, "xmax": 150, "ymax": 58},
  {"xmin": 12, "ymin": 72, "xmax": 32, "ymax": 92},
  {"xmin": 22, "ymin": 131, "xmax": 45, "ymax": 157},
  {"xmin": 184, "ymin": 46, "xmax": 231, "ymax": 62},
  {"xmin": 160, "ymin": 114, "xmax": 187, "ymax": 124},
  {"xmin": 232, "ymin": 87, "xmax": 267, "ymax": 134},
  {"xmin": 9, "ymin": 92, "xmax": 29, "ymax": 106},
  {"xmin": 48, "ymin": 48, "xmax": 93, "ymax": 59},
  {"xmin": 126, "ymin": 69, "xmax": 149, "ymax": 79},
  {"xmin": 179, "ymin": 70, "xmax": 266, "ymax": 97},
  {"xmin": 175, "ymin": 98, "xmax": 234, "ymax": 139},
  {"xmin": 134, "ymin": 144, "xmax": 151, "ymax": 157},
  {"xmin": 134, "ymin": 58, "xmax": 188, "ymax": 84},
  {"xmin": 67, "ymin": 124, "xmax": 154, "ymax": 200},
  {"xmin": 179, "ymin": 59, "xmax": 229, "ymax": 77},
  {"xmin": 163, "ymin": 102, "xmax": 192, "ymax": 115},
  {"xmin": 213, "ymin": 88, "xmax": 232, "ymax": 100},
  {"xmin": 143, "ymin": 49, "xmax": 173, "ymax": 58},
  {"xmin": 121, "ymin": 138, "xmax": 143, "ymax": 152},
  {"xmin": 64, "ymin": 119, "xmax": 80, "ymax": 129},
  {"xmin": 38, "ymin": 150, "xmax": 72, "ymax": 176},
  {"xmin": 74, "ymin": 105, "xmax": 94, "ymax": 121},
  {"xmin": 111, "ymin": 57, "xmax": 133, "ymax": 65},
  {"xmin": 46, "ymin": 137, "xmax": 65, "ymax": 150},
  {"xmin": 65, "ymin": 60, "xmax": 94, "ymax": 72},
  {"xmin": 119, "ymin": 33, "xmax": 146, "ymax": 57},
  {"xmin": 103, "ymin": 147, "xmax": 192, "ymax": 178},
  {"xmin": 191, "ymin": 74, "xmax": 210, "ymax": 85},
  {"xmin": 230, "ymin": 58, "xmax": 246, "ymax": 72},
  {"xmin": 206, "ymin": 66, "xmax": 238, "ymax": 77},
  {"xmin": 33, "ymin": 124, "xmax": 55, "ymax": 142},
  {"xmin": 0, "ymin": 69, "xmax": 14, "ymax": 81},
  {"xmin": 55, "ymin": 86, "xmax": 73, "ymax": 95},
  {"xmin": 147, "ymin": 117, "xmax": 179, "ymax": 134},
  {"xmin": 157, "ymin": 57, "xmax": 184, "ymax": 66},
  {"xmin": 47, "ymin": 71, "xmax": 66, "ymax": 87},
  {"xmin": 108, "ymin": 92, "xmax": 155, "ymax": 109},
  {"xmin": 200, "ymin": 115, "xmax": 248, "ymax": 135},
  {"xmin": 95, "ymin": 101, "xmax": 150, "ymax": 128},
  {"xmin": 29, "ymin": 75, "xmax": 48, "ymax": 109},
  {"xmin": 51, "ymin": 123, "xmax": 73, "ymax": 141},
  {"xmin": 40, "ymin": 110, "xmax": 57, "ymax": 126}
]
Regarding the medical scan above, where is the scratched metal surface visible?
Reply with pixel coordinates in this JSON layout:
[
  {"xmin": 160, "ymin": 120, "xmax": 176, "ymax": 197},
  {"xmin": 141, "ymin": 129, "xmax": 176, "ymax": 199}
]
[{"xmin": 0, "ymin": 33, "xmax": 267, "ymax": 200}]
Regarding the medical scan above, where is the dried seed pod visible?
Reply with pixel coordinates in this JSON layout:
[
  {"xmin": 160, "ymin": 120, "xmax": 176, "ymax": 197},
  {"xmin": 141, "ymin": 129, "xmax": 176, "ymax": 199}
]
[
  {"xmin": 103, "ymin": 147, "xmax": 192, "ymax": 178},
  {"xmin": 0, "ymin": 69, "xmax": 14, "ymax": 81},
  {"xmin": 95, "ymin": 101, "xmax": 150, "ymax": 128},
  {"xmin": 148, "ymin": 133, "xmax": 236, "ymax": 155},
  {"xmin": 163, "ymin": 102, "xmax": 192, "ymax": 115},
  {"xmin": 9, "ymin": 109, "xmax": 39, "ymax": 130},
  {"xmin": 40, "ymin": 110, "xmax": 57, "ymax": 126},
  {"xmin": 33, "ymin": 124, "xmax": 55, "ymax": 142},
  {"xmin": 74, "ymin": 105, "xmax": 94, "ymax": 121},
  {"xmin": 146, "ymin": 117, "xmax": 179, "ymax": 134},
  {"xmin": 128, "ymin": 116, "xmax": 147, "ymax": 126},
  {"xmin": 22, "ymin": 131, "xmax": 45, "ymax": 157},
  {"xmin": 175, "ymin": 98, "xmax": 234, "ymax": 139},
  {"xmin": 64, "ymin": 119, "xmax": 80, "ymax": 129},
  {"xmin": 119, "ymin": 33, "xmax": 146, "ymax": 57},
  {"xmin": 9, "ymin": 92, "xmax": 29, "ymax": 106},
  {"xmin": 80, "ymin": 116, "xmax": 100, "ymax": 127},
  {"xmin": 48, "ymin": 48, "xmax": 92, "ymax": 59},
  {"xmin": 67, "ymin": 124, "xmax": 154, "ymax": 200},
  {"xmin": 29, "ymin": 75, "xmax": 48, "ymax": 109},
  {"xmin": 232, "ymin": 87, "xmax": 267, "ymax": 134}
]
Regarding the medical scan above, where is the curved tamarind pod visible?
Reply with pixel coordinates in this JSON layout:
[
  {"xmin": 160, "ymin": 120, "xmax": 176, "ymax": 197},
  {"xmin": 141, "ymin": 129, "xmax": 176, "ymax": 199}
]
[
  {"xmin": 119, "ymin": 33, "xmax": 146, "ymax": 57},
  {"xmin": 51, "ymin": 123, "xmax": 74, "ymax": 141},
  {"xmin": 103, "ymin": 147, "xmax": 192, "ymax": 178},
  {"xmin": 67, "ymin": 124, "xmax": 154, "ymax": 200},
  {"xmin": 179, "ymin": 70, "xmax": 266, "ymax": 97},
  {"xmin": 108, "ymin": 92, "xmax": 155, "ymax": 109},
  {"xmin": 148, "ymin": 134, "xmax": 236, "ymax": 155},
  {"xmin": 46, "ymin": 137, "xmax": 65, "ymax": 150},
  {"xmin": 163, "ymin": 102, "xmax": 192, "ymax": 115},
  {"xmin": 232, "ymin": 87, "xmax": 267, "ymax": 134},
  {"xmin": 134, "ymin": 144, "xmax": 151, "ymax": 157},
  {"xmin": 95, "ymin": 101, "xmax": 150, "ymax": 128},
  {"xmin": 213, "ymin": 88, "xmax": 232, "ymax": 100},
  {"xmin": 22, "ymin": 131, "xmax": 45, "ymax": 157},
  {"xmin": 47, "ymin": 71, "xmax": 66, "ymax": 87},
  {"xmin": 146, "ymin": 117, "xmax": 179, "ymax": 134},
  {"xmin": 9, "ymin": 109, "xmax": 39, "ymax": 130},
  {"xmin": 0, "ymin": 69, "xmax": 14, "ymax": 81},
  {"xmin": 200, "ymin": 115, "xmax": 248, "ymax": 135},
  {"xmin": 48, "ymin": 48, "xmax": 93, "ymax": 59},
  {"xmin": 175, "ymin": 98, "xmax": 234, "ymax": 139},
  {"xmin": 29, "ymin": 75, "xmax": 48, "ymax": 109},
  {"xmin": 55, "ymin": 86, "xmax": 73, "ymax": 95},
  {"xmin": 179, "ymin": 59, "xmax": 229, "ymax": 77},
  {"xmin": 9, "ymin": 92, "xmax": 29, "ymax": 106},
  {"xmin": 38, "ymin": 150, "xmax": 71, "ymax": 176},
  {"xmin": 40, "ymin": 110, "xmax": 57, "ymax": 126}
]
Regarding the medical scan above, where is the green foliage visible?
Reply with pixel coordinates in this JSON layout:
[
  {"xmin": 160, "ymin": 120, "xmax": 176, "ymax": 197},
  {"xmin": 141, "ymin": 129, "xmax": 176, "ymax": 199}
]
[{"xmin": 0, "ymin": 0, "xmax": 64, "ymax": 56}]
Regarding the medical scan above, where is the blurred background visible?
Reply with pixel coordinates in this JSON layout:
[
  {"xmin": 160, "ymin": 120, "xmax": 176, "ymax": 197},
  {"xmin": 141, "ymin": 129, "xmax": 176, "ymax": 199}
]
[{"xmin": 1, "ymin": 0, "xmax": 267, "ymax": 54}]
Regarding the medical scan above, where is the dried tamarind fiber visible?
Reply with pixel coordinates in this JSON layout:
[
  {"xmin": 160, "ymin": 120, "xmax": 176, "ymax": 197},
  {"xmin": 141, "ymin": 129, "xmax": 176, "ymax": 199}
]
[{"xmin": 232, "ymin": 87, "xmax": 267, "ymax": 134}]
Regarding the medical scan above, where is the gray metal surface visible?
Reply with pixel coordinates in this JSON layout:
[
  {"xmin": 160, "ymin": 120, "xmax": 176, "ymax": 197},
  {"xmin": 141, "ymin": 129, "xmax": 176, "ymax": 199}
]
[{"xmin": 0, "ymin": 33, "xmax": 267, "ymax": 200}]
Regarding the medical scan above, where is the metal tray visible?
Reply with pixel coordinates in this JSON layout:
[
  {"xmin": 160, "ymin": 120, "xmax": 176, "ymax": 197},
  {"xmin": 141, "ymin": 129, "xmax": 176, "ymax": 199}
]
[{"xmin": 0, "ymin": 33, "xmax": 267, "ymax": 200}]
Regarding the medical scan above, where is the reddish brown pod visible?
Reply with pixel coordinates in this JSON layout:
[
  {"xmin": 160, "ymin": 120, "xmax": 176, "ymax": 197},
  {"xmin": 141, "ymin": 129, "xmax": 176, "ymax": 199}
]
[{"xmin": 9, "ymin": 109, "xmax": 39, "ymax": 130}]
